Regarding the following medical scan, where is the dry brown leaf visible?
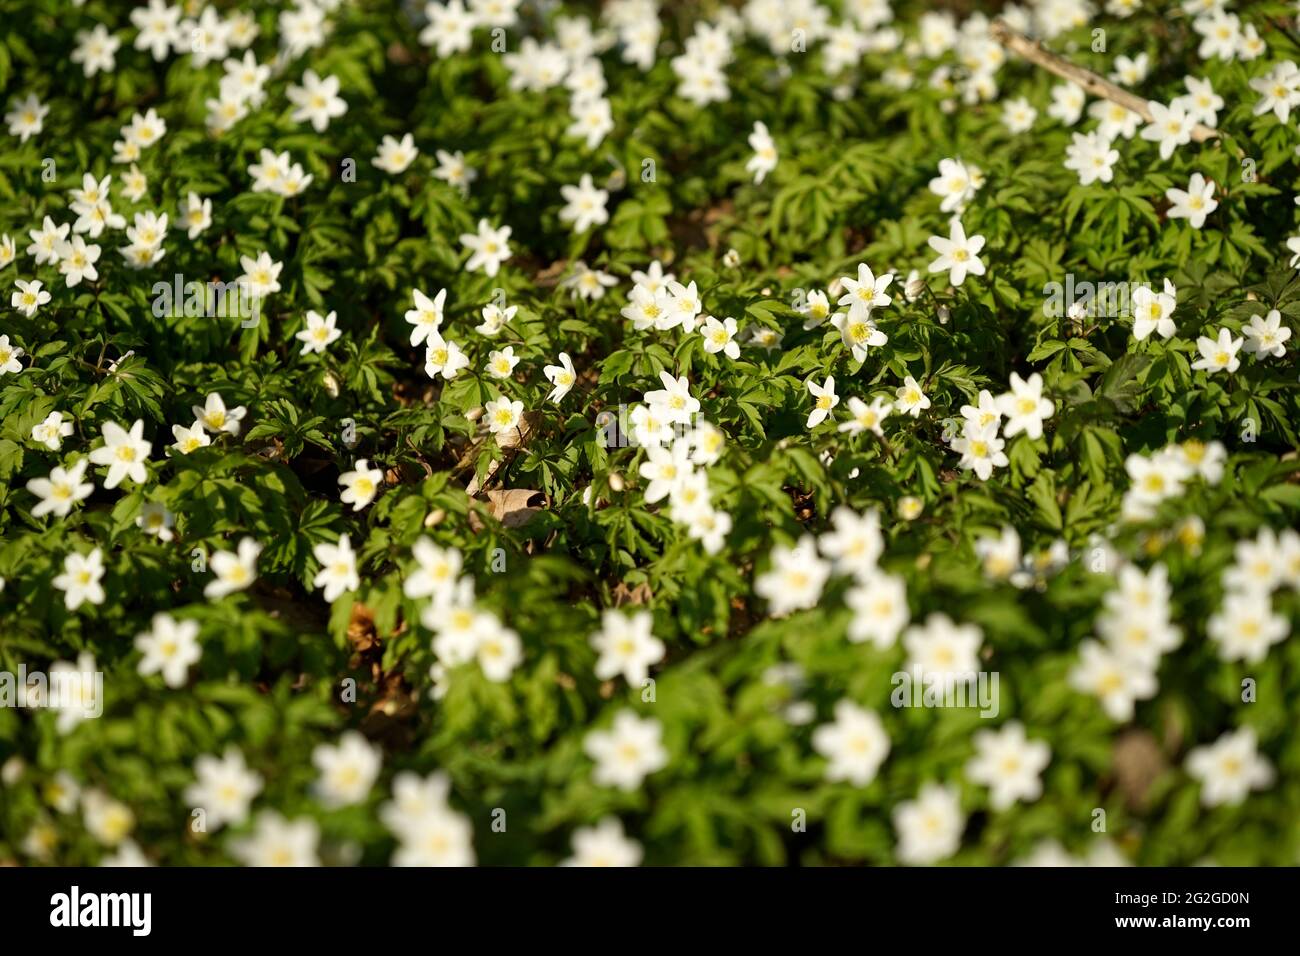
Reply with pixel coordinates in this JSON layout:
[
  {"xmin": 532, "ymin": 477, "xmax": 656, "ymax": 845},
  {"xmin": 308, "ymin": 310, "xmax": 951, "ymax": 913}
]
[
  {"xmin": 1111, "ymin": 728, "xmax": 1166, "ymax": 810},
  {"xmin": 612, "ymin": 580, "xmax": 653, "ymax": 607},
  {"xmin": 347, "ymin": 604, "xmax": 379, "ymax": 654},
  {"xmin": 468, "ymin": 488, "xmax": 549, "ymax": 531}
]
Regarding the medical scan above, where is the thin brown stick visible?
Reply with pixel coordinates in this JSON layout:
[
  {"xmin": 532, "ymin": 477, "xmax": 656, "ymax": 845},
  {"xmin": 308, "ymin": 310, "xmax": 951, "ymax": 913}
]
[{"xmin": 990, "ymin": 20, "xmax": 1218, "ymax": 143}]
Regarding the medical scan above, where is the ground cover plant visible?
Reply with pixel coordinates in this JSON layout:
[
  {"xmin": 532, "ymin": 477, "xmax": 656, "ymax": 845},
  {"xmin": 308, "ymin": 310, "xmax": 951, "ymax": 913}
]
[{"xmin": 0, "ymin": 0, "xmax": 1298, "ymax": 867}]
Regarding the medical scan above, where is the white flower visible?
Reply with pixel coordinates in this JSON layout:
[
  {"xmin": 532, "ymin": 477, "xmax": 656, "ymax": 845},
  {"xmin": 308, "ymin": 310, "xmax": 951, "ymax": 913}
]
[
  {"xmin": 1242, "ymin": 309, "xmax": 1290, "ymax": 360},
  {"xmin": 1224, "ymin": 528, "xmax": 1286, "ymax": 595},
  {"xmin": 562, "ymin": 818, "xmax": 642, "ymax": 867},
  {"xmin": 1068, "ymin": 639, "xmax": 1156, "ymax": 721},
  {"xmin": 193, "ymin": 393, "xmax": 247, "ymax": 436},
  {"xmin": 1089, "ymin": 99, "xmax": 1142, "ymax": 140},
  {"xmin": 135, "ymin": 501, "xmax": 174, "ymax": 541},
  {"xmin": 559, "ymin": 174, "xmax": 610, "ymax": 234},
  {"xmin": 26, "ymin": 460, "xmax": 94, "ymax": 518},
  {"xmin": 420, "ymin": 0, "xmax": 478, "ymax": 57},
  {"xmin": 205, "ymin": 538, "xmax": 261, "ymax": 600},
  {"xmin": 845, "ymin": 570, "xmax": 909, "ymax": 648},
  {"xmin": 460, "ymin": 219, "xmax": 512, "ymax": 276},
  {"xmin": 1165, "ymin": 172, "xmax": 1218, "ymax": 228},
  {"xmin": 405, "ymin": 288, "xmax": 447, "ymax": 347},
  {"xmin": 313, "ymin": 732, "xmax": 382, "ymax": 808},
  {"xmin": 837, "ymin": 263, "xmax": 893, "ymax": 318},
  {"xmin": 584, "ymin": 712, "xmax": 668, "ymax": 790},
  {"xmin": 699, "ymin": 315, "xmax": 740, "ymax": 359},
  {"xmin": 1141, "ymin": 101, "xmax": 1196, "ymax": 161},
  {"xmin": 313, "ymin": 534, "xmax": 360, "ymax": 603},
  {"xmin": 134, "ymin": 613, "xmax": 201, "ymax": 688},
  {"xmin": 974, "ymin": 526, "xmax": 1021, "ymax": 581},
  {"xmin": 1191, "ymin": 327, "xmax": 1242, "ymax": 374},
  {"xmin": 179, "ymin": 192, "xmax": 212, "ymax": 239},
  {"xmin": 903, "ymin": 613, "xmax": 982, "ymax": 677},
  {"xmin": 27, "ymin": 216, "xmax": 69, "ymax": 266},
  {"xmin": 838, "ymin": 396, "xmax": 892, "ymax": 438},
  {"xmin": 746, "ymin": 121, "xmax": 778, "ymax": 183},
  {"xmin": 477, "ymin": 300, "xmax": 516, "ymax": 336},
  {"xmin": 433, "ymin": 149, "xmax": 477, "ymax": 194},
  {"xmin": 928, "ymin": 158, "xmax": 981, "ymax": 213},
  {"xmin": 296, "ymin": 310, "xmax": 341, "ymax": 355},
  {"xmin": 567, "ymin": 97, "xmax": 614, "ymax": 150},
  {"xmin": 754, "ymin": 535, "xmax": 831, "ymax": 617},
  {"xmin": 965, "ymin": 722, "xmax": 1051, "ymax": 810},
  {"xmin": 485, "ymin": 345, "xmax": 520, "ymax": 380},
  {"xmin": 53, "ymin": 548, "xmax": 106, "ymax": 611},
  {"xmin": 644, "ymin": 370, "xmax": 700, "ymax": 425},
  {"xmin": 996, "ymin": 372, "xmax": 1053, "ymax": 440},
  {"xmin": 484, "ymin": 397, "xmax": 524, "ymax": 435},
  {"xmin": 82, "ymin": 790, "xmax": 134, "ymax": 847},
  {"xmin": 1176, "ymin": 76, "xmax": 1223, "ymax": 128},
  {"xmin": 171, "ymin": 422, "xmax": 210, "ymax": 455},
  {"xmin": 559, "ymin": 261, "xmax": 618, "ymax": 301},
  {"xmin": 894, "ymin": 375, "xmax": 931, "ymax": 418},
  {"xmin": 72, "ymin": 24, "xmax": 121, "ymax": 77},
  {"xmin": 591, "ymin": 610, "xmax": 665, "ymax": 686},
  {"xmin": 893, "ymin": 783, "xmax": 964, "ymax": 864},
  {"xmin": 11, "ymin": 279, "xmax": 51, "ymax": 317},
  {"xmin": 1193, "ymin": 10, "xmax": 1241, "ymax": 62},
  {"xmin": 1131, "ymin": 280, "xmax": 1177, "ymax": 341},
  {"xmin": 124, "ymin": 109, "xmax": 166, "ymax": 149},
  {"xmin": 1250, "ymin": 60, "xmax": 1300, "ymax": 122},
  {"xmin": 373, "ymin": 133, "xmax": 418, "ymax": 175},
  {"xmin": 1179, "ymin": 439, "xmax": 1226, "ymax": 484},
  {"xmin": 1110, "ymin": 52, "xmax": 1149, "ymax": 86},
  {"xmin": 230, "ymin": 812, "xmax": 319, "ymax": 867},
  {"xmin": 637, "ymin": 439, "xmax": 693, "ymax": 504},
  {"xmin": 0, "ymin": 335, "xmax": 23, "ymax": 376},
  {"xmin": 31, "ymin": 411, "xmax": 74, "ymax": 451},
  {"xmin": 287, "ymin": 70, "xmax": 347, "ymax": 132},
  {"xmin": 55, "ymin": 236, "xmax": 101, "ymax": 288},
  {"xmin": 544, "ymin": 352, "xmax": 577, "ymax": 403},
  {"xmin": 813, "ymin": 700, "xmax": 890, "ymax": 785},
  {"xmin": 339, "ymin": 459, "xmax": 383, "ymax": 511},
  {"xmin": 1063, "ymin": 131, "xmax": 1118, "ymax": 186},
  {"xmin": 952, "ymin": 423, "xmax": 1007, "ymax": 481},
  {"xmin": 404, "ymin": 540, "xmax": 464, "ymax": 601},
  {"xmin": 927, "ymin": 219, "xmax": 986, "ymax": 286},
  {"xmin": 831, "ymin": 312, "xmax": 888, "ymax": 363},
  {"xmin": 424, "ymin": 333, "xmax": 470, "ymax": 381},
  {"xmin": 819, "ymin": 507, "xmax": 884, "ymax": 578},
  {"xmin": 1208, "ymin": 592, "xmax": 1288, "ymax": 663},
  {"xmin": 1185, "ymin": 727, "xmax": 1274, "ymax": 807},
  {"xmin": 1002, "ymin": 96, "xmax": 1037, "ymax": 133},
  {"xmin": 630, "ymin": 260, "xmax": 675, "ymax": 295},
  {"xmin": 183, "ymin": 748, "xmax": 262, "ymax": 831},
  {"xmin": 238, "ymin": 251, "xmax": 283, "ymax": 298},
  {"xmin": 688, "ymin": 420, "xmax": 725, "ymax": 465},
  {"xmin": 1047, "ymin": 82, "xmax": 1085, "ymax": 125},
  {"xmin": 661, "ymin": 279, "xmax": 703, "ymax": 332},
  {"xmin": 806, "ymin": 376, "xmax": 839, "ymax": 428},
  {"xmin": 87, "ymin": 420, "xmax": 151, "ymax": 488},
  {"xmin": 6, "ymin": 93, "xmax": 49, "ymax": 142}
]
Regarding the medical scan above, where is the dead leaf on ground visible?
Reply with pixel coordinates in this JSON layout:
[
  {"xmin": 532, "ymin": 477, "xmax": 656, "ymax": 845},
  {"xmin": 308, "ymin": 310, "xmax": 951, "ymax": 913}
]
[
  {"xmin": 613, "ymin": 580, "xmax": 653, "ymax": 607},
  {"xmin": 1111, "ymin": 728, "xmax": 1167, "ymax": 810},
  {"xmin": 468, "ymin": 488, "xmax": 549, "ymax": 531},
  {"xmin": 347, "ymin": 603, "xmax": 380, "ymax": 654}
]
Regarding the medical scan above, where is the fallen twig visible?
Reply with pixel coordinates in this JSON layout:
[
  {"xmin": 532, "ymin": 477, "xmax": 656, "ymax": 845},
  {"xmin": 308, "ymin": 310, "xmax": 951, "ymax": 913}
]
[{"xmin": 990, "ymin": 20, "xmax": 1218, "ymax": 144}]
